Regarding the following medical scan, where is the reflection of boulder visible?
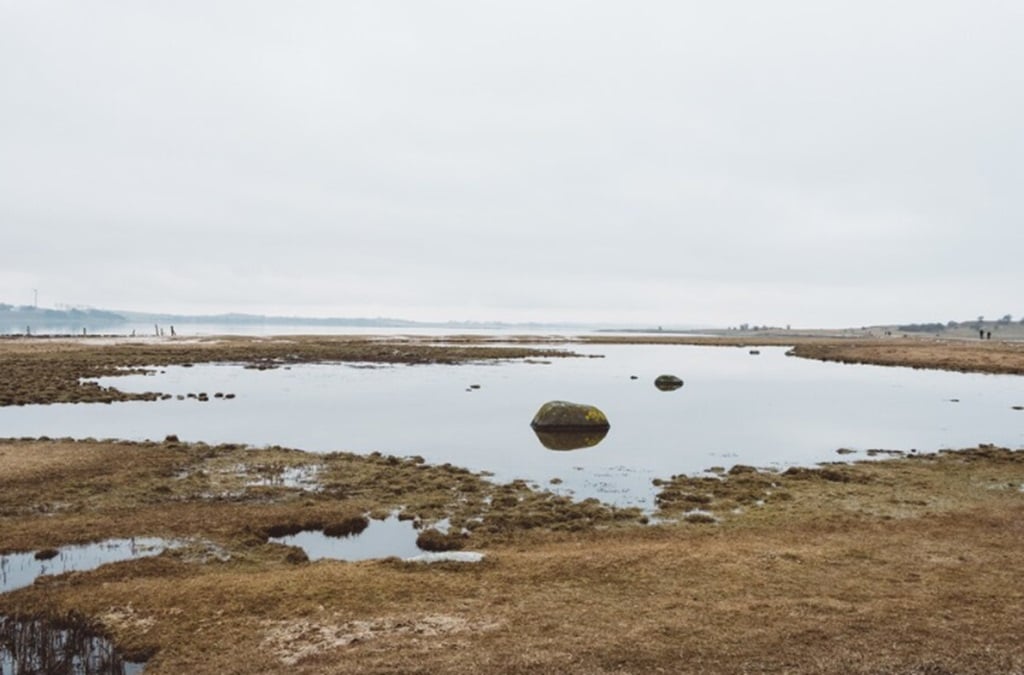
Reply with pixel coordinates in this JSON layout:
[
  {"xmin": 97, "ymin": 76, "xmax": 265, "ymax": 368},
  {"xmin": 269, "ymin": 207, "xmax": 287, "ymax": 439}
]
[
  {"xmin": 654, "ymin": 374, "xmax": 684, "ymax": 391},
  {"xmin": 533, "ymin": 428, "xmax": 609, "ymax": 451},
  {"xmin": 530, "ymin": 400, "xmax": 610, "ymax": 430}
]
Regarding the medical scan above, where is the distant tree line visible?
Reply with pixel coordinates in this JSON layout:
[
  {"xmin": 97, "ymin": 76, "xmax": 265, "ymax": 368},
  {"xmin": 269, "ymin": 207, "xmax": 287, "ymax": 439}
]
[
  {"xmin": 0, "ymin": 302, "xmax": 126, "ymax": 332},
  {"xmin": 900, "ymin": 314, "xmax": 1023, "ymax": 333}
]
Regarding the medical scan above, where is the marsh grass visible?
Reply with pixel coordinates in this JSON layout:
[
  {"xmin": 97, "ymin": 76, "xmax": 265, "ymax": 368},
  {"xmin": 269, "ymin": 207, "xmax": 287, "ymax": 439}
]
[
  {"xmin": 1, "ymin": 438, "xmax": 1022, "ymax": 673},
  {"xmin": 3, "ymin": 334, "xmax": 1024, "ymax": 673}
]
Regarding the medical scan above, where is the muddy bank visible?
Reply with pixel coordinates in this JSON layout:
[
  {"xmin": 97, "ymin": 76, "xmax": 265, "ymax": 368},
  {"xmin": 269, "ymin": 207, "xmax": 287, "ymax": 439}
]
[{"xmin": 2, "ymin": 438, "xmax": 1023, "ymax": 673}]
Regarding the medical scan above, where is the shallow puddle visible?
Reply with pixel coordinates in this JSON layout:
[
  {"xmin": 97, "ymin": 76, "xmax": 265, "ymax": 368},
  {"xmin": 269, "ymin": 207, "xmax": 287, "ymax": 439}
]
[
  {"xmin": 269, "ymin": 515, "xmax": 481, "ymax": 563},
  {"xmin": 0, "ymin": 538, "xmax": 176, "ymax": 594},
  {"xmin": 270, "ymin": 516, "xmax": 421, "ymax": 561},
  {"xmin": 0, "ymin": 615, "xmax": 144, "ymax": 674}
]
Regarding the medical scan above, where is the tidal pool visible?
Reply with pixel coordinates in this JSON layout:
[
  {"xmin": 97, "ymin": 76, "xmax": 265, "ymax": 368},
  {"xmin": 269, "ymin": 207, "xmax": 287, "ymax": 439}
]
[{"xmin": 0, "ymin": 344, "xmax": 1021, "ymax": 508}]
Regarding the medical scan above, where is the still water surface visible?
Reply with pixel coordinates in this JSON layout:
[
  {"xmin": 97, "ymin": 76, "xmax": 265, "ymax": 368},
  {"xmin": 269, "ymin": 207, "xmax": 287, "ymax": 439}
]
[{"xmin": 1, "ymin": 345, "xmax": 1021, "ymax": 507}]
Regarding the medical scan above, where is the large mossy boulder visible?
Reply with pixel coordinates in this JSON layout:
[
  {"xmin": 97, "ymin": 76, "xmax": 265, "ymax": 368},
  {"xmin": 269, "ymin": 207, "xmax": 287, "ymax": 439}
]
[{"xmin": 530, "ymin": 400, "xmax": 610, "ymax": 430}]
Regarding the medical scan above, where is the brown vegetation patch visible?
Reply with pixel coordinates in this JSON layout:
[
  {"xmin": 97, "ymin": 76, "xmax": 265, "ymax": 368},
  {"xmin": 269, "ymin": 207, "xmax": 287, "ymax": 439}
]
[
  {"xmin": 0, "ymin": 438, "xmax": 640, "ymax": 555},
  {"xmin": 788, "ymin": 339, "xmax": 1024, "ymax": 375},
  {"xmin": 2, "ymin": 439, "xmax": 1023, "ymax": 673},
  {"xmin": 655, "ymin": 445, "xmax": 1024, "ymax": 525}
]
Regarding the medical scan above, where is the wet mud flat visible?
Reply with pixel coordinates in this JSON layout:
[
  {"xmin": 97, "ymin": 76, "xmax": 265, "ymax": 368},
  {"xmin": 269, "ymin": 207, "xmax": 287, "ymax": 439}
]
[{"xmin": 2, "ymin": 437, "xmax": 1023, "ymax": 673}]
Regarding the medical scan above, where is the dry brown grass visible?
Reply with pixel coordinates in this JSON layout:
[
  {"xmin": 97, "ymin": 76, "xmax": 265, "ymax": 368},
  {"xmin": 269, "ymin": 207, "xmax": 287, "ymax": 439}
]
[
  {"xmin": 2, "ymin": 439, "xmax": 1022, "ymax": 673},
  {"xmin": 789, "ymin": 339, "xmax": 1024, "ymax": 375}
]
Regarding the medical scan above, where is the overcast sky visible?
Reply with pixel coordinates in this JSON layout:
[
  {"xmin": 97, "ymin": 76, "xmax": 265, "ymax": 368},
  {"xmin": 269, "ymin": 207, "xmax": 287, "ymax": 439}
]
[{"xmin": 2, "ymin": 1, "xmax": 1022, "ymax": 327}]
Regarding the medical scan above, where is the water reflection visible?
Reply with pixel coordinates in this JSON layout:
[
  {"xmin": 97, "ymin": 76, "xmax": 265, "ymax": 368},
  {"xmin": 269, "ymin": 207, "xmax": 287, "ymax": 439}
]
[
  {"xmin": 0, "ymin": 615, "xmax": 144, "ymax": 674},
  {"xmin": 0, "ymin": 538, "xmax": 175, "ymax": 594},
  {"xmin": 269, "ymin": 516, "xmax": 422, "ymax": 561},
  {"xmin": 533, "ymin": 428, "xmax": 609, "ymax": 451}
]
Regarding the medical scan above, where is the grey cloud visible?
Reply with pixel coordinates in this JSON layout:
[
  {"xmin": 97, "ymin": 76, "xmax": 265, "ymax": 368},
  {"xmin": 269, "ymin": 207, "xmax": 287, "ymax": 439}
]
[{"xmin": 2, "ymin": 1, "xmax": 1022, "ymax": 325}]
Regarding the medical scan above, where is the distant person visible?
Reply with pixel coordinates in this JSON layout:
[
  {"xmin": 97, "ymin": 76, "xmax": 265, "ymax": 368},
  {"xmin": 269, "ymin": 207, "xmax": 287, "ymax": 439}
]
[
  {"xmin": 980, "ymin": 329, "xmax": 985, "ymax": 339},
  {"xmin": 986, "ymin": 331, "xmax": 992, "ymax": 340}
]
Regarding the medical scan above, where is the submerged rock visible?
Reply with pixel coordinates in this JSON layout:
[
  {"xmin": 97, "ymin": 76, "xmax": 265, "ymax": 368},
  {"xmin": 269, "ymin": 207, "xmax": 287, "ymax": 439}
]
[
  {"xmin": 530, "ymin": 400, "xmax": 610, "ymax": 430},
  {"xmin": 654, "ymin": 375, "xmax": 684, "ymax": 391}
]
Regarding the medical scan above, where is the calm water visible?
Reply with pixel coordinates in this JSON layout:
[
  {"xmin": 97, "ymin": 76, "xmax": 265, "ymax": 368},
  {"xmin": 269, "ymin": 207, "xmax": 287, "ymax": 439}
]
[
  {"xmin": 0, "ymin": 538, "xmax": 175, "ymax": 594},
  {"xmin": 1, "ymin": 345, "xmax": 1021, "ymax": 507}
]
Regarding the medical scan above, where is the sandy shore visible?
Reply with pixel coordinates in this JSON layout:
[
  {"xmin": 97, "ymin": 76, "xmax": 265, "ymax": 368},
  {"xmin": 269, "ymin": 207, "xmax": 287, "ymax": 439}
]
[{"xmin": 1, "ymin": 335, "xmax": 1023, "ymax": 673}]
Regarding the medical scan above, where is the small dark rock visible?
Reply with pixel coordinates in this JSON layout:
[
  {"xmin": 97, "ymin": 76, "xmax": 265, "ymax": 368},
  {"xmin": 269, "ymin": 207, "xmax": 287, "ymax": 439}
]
[
  {"xmin": 654, "ymin": 374, "xmax": 684, "ymax": 391},
  {"xmin": 34, "ymin": 548, "xmax": 59, "ymax": 561}
]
